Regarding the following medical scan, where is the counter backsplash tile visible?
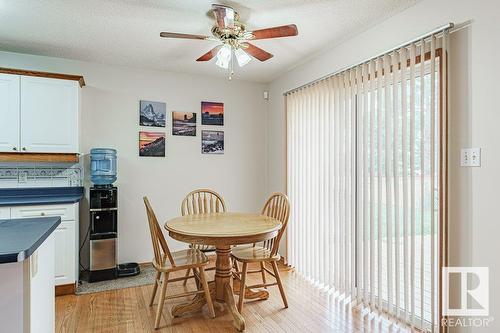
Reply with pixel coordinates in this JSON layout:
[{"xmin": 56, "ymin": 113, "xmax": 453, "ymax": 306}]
[{"xmin": 0, "ymin": 163, "xmax": 83, "ymax": 188}]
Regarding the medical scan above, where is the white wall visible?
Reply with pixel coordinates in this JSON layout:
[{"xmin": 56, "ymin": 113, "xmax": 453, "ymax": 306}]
[
  {"xmin": 0, "ymin": 51, "xmax": 269, "ymax": 266},
  {"xmin": 267, "ymin": 0, "xmax": 499, "ymax": 331}
]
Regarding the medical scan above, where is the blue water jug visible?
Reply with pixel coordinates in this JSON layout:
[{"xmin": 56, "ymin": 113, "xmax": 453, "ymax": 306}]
[{"xmin": 90, "ymin": 148, "xmax": 117, "ymax": 185}]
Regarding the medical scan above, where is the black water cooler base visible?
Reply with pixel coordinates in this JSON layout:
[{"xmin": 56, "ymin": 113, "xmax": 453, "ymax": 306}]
[{"xmin": 89, "ymin": 268, "xmax": 117, "ymax": 283}]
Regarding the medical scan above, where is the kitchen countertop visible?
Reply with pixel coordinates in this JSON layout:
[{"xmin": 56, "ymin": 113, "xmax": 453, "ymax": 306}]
[
  {"xmin": 0, "ymin": 216, "xmax": 61, "ymax": 263},
  {"xmin": 0, "ymin": 187, "xmax": 83, "ymax": 206}
]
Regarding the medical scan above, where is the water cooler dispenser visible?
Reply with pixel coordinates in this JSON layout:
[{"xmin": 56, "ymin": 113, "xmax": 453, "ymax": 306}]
[
  {"xmin": 88, "ymin": 148, "xmax": 139, "ymax": 282},
  {"xmin": 89, "ymin": 186, "xmax": 118, "ymax": 282}
]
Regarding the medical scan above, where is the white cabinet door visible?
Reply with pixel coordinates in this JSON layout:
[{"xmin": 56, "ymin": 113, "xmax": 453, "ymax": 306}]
[
  {"xmin": 53, "ymin": 221, "xmax": 76, "ymax": 286},
  {"xmin": 0, "ymin": 74, "xmax": 20, "ymax": 152},
  {"xmin": 0, "ymin": 207, "xmax": 10, "ymax": 219},
  {"xmin": 20, "ymin": 76, "xmax": 78, "ymax": 153}
]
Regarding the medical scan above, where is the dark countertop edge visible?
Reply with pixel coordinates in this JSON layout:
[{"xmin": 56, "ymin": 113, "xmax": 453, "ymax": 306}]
[
  {"xmin": 0, "ymin": 186, "xmax": 83, "ymax": 195},
  {"xmin": 0, "ymin": 195, "xmax": 82, "ymax": 207},
  {"xmin": 0, "ymin": 187, "xmax": 84, "ymax": 207},
  {"xmin": 0, "ymin": 216, "xmax": 61, "ymax": 264}
]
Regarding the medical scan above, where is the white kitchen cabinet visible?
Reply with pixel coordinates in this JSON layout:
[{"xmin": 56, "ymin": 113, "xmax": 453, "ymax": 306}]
[
  {"xmin": 10, "ymin": 203, "xmax": 79, "ymax": 287},
  {"xmin": 53, "ymin": 221, "xmax": 76, "ymax": 286},
  {"xmin": 0, "ymin": 73, "xmax": 79, "ymax": 154},
  {"xmin": 20, "ymin": 76, "xmax": 79, "ymax": 153},
  {"xmin": 0, "ymin": 206, "xmax": 10, "ymax": 219},
  {"xmin": 0, "ymin": 74, "xmax": 20, "ymax": 152}
]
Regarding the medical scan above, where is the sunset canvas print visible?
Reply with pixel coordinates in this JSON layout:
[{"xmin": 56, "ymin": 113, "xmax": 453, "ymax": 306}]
[
  {"xmin": 172, "ymin": 112, "xmax": 196, "ymax": 136},
  {"xmin": 139, "ymin": 131, "xmax": 165, "ymax": 157},
  {"xmin": 201, "ymin": 101, "xmax": 224, "ymax": 126}
]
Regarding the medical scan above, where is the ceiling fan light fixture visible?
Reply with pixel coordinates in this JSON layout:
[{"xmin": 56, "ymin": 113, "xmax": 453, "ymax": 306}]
[
  {"xmin": 160, "ymin": 4, "xmax": 298, "ymax": 79},
  {"xmin": 215, "ymin": 44, "xmax": 232, "ymax": 69},
  {"xmin": 235, "ymin": 48, "xmax": 251, "ymax": 67},
  {"xmin": 224, "ymin": 11, "xmax": 234, "ymax": 27}
]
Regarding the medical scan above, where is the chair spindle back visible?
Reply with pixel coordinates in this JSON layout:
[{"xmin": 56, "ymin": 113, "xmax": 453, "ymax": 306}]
[
  {"xmin": 144, "ymin": 197, "xmax": 175, "ymax": 268},
  {"xmin": 181, "ymin": 189, "xmax": 226, "ymax": 216},
  {"xmin": 261, "ymin": 192, "xmax": 290, "ymax": 256}
]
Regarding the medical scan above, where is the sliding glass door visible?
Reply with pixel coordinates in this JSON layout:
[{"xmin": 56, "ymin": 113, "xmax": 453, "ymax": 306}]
[{"xmin": 286, "ymin": 33, "xmax": 448, "ymax": 332}]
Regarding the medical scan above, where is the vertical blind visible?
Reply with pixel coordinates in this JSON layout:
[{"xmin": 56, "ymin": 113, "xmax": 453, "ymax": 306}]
[{"xmin": 286, "ymin": 31, "xmax": 448, "ymax": 331}]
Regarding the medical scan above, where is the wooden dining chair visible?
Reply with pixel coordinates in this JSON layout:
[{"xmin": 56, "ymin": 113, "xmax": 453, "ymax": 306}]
[
  {"xmin": 180, "ymin": 189, "xmax": 226, "ymax": 285},
  {"xmin": 143, "ymin": 197, "xmax": 215, "ymax": 329},
  {"xmin": 231, "ymin": 192, "xmax": 290, "ymax": 313}
]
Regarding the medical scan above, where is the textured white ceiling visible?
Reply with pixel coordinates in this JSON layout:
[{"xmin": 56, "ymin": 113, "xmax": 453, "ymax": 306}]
[{"xmin": 0, "ymin": 0, "xmax": 418, "ymax": 82}]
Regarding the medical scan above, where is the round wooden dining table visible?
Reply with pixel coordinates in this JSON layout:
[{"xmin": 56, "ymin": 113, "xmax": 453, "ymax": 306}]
[{"xmin": 165, "ymin": 212, "xmax": 282, "ymax": 331}]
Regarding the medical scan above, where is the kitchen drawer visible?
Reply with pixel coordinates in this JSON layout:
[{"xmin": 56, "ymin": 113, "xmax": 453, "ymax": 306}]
[
  {"xmin": 10, "ymin": 203, "xmax": 76, "ymax": 221},
  {"xmin": 0, "ymin": 207, "xmax": 10, "ymax": 219}
]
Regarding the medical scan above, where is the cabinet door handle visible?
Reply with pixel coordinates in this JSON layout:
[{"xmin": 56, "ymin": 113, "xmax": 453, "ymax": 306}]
[
  {"xmin": 22, "ymin": 147, "xmax": 26, "ymax": 151},
  {"xmin": 12, "ymin": 147, "xmax": 17, "ymax": 151},
  {"xmin": 40, "ymin": 212, "xmax": 46, "ymax": 216}
]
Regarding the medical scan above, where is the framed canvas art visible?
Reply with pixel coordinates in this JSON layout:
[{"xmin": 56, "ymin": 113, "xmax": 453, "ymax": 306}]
[
  {"xmin": 201, "ymin": 130, "xmax": 224, "ymax": 154},
  {"xmin": 139, "ymin": 131, "xmax": 165, "ymax": 157},
  {"xmin": 139, "ymin": 100, "xmax": 166, "ymax": 127},
  {"xmin": 172, "ymin": 112, "xmax": 196, "ymax": 136},
  {"xmin": 201, "ymin": 101, "xmax": 223, "ymax": 126}
]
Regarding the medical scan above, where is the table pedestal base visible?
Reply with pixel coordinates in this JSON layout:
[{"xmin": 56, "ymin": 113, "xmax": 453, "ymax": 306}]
[
  {"xmin": 172, "ymin": 280, "xmax": 246, "ymax": 331},
  {"xmin": 171, "ymin": 281, "xmax": 214, "ymax": 318},
  {"xmin": 171, "ymin": 246, "xmax": 269, "ymax": 331}
]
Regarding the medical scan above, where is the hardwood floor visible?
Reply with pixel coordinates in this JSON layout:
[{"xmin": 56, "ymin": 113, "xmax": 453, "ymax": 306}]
[{"xmin": 56, "ymin": 262, "xmax": 411, "ymax": 332}]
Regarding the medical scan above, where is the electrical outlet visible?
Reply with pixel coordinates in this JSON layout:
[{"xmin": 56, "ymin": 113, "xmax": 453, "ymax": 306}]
[
  {"xmin": 461, "ymin": 148, "xmax": 481, "ymax": 167},
  {"xmin": 470, "ymin": 148, "xmax": 481, "ymax": 166},
  {"xmin": 18, "ymin": 171, "xmax": 28, "ymax": 183}
]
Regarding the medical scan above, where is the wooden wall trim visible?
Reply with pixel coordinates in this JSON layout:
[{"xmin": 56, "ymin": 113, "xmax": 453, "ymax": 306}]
[
  {"xmin": 55, "ymin": 283, "xmax": 76, "ymax": 296},
  {"xmin": 0, "ymin": 153, "xmax": 80, "ymax": 163},
  {"xmin": 0, "ymin": 67, "xmax": 86, "ymax": 87}
]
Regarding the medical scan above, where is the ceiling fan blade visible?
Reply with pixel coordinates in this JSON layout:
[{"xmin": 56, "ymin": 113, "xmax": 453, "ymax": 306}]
[
  {"xmin": 242, "ymin": 43, "xmax": 273, "ymax": 62},
  {"xmin": 196, "ymin": 45, "xmax": 222, "ymax": 61},
  {"xmin": 160, "ymin": 32, "xmax": 209, "ymax": 40},
  {"xmin": 212, "ymin": 4, "xmax": 235, "ymax": 29},
  {"xmin": 250, "ymin": 24, "xmax": 298, "ymax": 40}
]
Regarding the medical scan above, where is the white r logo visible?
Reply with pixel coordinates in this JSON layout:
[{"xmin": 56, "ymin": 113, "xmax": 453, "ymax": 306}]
[{"xmin": 442, "ymin": 267, "xmax": 489, "ymax": 316}]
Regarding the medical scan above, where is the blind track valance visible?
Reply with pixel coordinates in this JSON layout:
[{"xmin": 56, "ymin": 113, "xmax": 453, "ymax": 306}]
[{"xmin": 284, "ymin": 23, "xmax": 454, "ymax": 96}]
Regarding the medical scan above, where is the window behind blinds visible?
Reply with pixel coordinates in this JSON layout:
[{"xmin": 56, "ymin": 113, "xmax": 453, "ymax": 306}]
[{"xmin": 286, "ymin": 32, "xmax": 448, "ymax": 332}]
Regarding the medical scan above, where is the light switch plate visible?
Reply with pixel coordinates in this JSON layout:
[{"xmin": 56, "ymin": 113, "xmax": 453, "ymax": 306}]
[{"xmin": 461, "ymin": 148, "xmax": 481, "ymax": 167}]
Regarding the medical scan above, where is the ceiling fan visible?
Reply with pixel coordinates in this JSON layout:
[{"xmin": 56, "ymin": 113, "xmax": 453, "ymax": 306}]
[{"xmin": 160, "ymin": 4, "xmax": 298, "ymax": 79}]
